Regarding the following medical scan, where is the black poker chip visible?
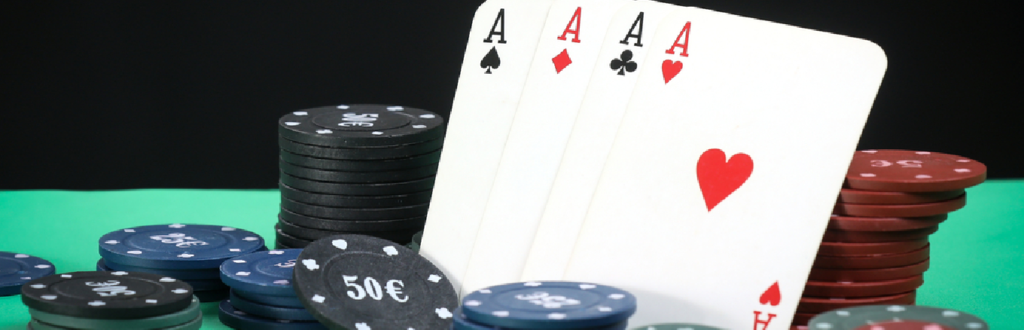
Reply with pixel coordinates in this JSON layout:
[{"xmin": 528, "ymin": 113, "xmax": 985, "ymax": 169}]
[
  {"xmin": 279, "ymin": 183, "xmax": 432, "ymax": 208},
  {"xmin": 279, "ymin": 209, "xmax": 426, "ymax": 232},
  {"xmin": 278, "ymin": 136, "xmax": 444, "ymax": 161},
  {"xmin": 276, "ymin": 220, "xmax": 419, "ymax": 243},
  {"xmin": 279, "ymin": 159, "xmax": 438, "ymax": 184},
  {"xmin": 280, "ymin": 172, "xmax": 435, "ymax": 196},
  {"xmin": 279, "ymin": 149, "xmax": 442, "ymax": 172},
  {"xmin": 281, "ymin": 197, "xmax": 429, "ymax": 220},
  {"xmin": 275, "ymin": 229, "xmax": 314, "ymax": 248},
  {"xmin": 278, "ymin": 105, "xmax": 445, "ymax": 148},
  {"xmin": 293, "ymin": 235, "xmax": 458, "ymax": 330},
  {"xmin": 21, "ymin": 271, "xmax": 194, "ymax": 319}
]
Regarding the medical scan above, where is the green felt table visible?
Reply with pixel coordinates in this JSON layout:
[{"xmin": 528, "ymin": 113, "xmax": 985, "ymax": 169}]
[{"xmin": 2, "ymin": 181, "xmax": 1022, "ymax": 329}]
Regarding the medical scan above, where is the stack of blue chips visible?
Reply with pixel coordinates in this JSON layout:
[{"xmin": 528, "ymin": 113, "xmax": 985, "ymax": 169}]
[
  {"xmin": 97, "ymin": 224, "xmax": 267, "ymax": 302},
  {"xmin": 219, "ymin": 249, "xmax": 326, "ymax": 329},
  {"xmin": 456, "ymin": 281, "xmax": 638, "ymax": 330}
]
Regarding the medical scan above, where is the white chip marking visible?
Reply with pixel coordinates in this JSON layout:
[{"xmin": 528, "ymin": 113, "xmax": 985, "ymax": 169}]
[
  {"xmin": 942, "ymin": 310, "xmax": 960, "ymax": 317},
  {"xmin": 412, "ymin": 125, "xmax": 426, "ymax": 129},
  {"xmin": 42, "ymin": 295, "xmax": 57, "ymax": 300},
  {"xmin": 355, "ymin": 323, "xmax": 371, "ymax": 330},
  {"xmin": 294, "ymin": 111, "xmax": 308, "ymax": 116},
  {"xmin": 957, "ymin": 159, "xmax": 971, "ymax": 163},
  {"xmin": 916, "ymin": 151, "xmax": 931, "ymax": 155},
  {"xmin": 35, "ymin": 265, "xmax": 51, "ymax": 269},
  {"xmin": 236, "ymin": 272, "xmax": 251, "ymax": 277},
  {"xmin": 316, "ymin": 129, "xmax": 333, "ymax": 134},
  {"xmin": 598, "ymin": 306, "xmax": 612, "ymax": 312},
  {"xmin": 608, "ymin": 293, "xmax": 624, "ymax": 299},
  {"xmin": 285, "ymin": 122, "xmax": 300, "ymax": 126},
  {"xmin": 244, "ymin": 237, "xmax": 259, "ymax": 241},
  {"xmin": 435, "ymin": 307, "xmax": 453, "ymax": 319},
  {"xmin": 124, "ymin": 229, "xmax": 136, "ymax": 232},
  {"xmin": 146, "ymin": 299, "xmax": 158, "ymax": 304},
  {"xmin": 332, "ymin": 239, "xmax": 349, "ymax": 250},
  {"xmin": 178, "ymin": 253, "xmax": 194, "ymax": 258},
  {"xmin": 337, "ymin": 105, "xmax": 350, "ymax": 109},
  {"xmin": 579, "ymin": 284, "xmax": 596, "ymax": 290},
  {"xmin": 302, "ymin": 259, "xmax": 320, "ymax": 271},
  {"xmin": 886, "ymin": 305, "xmax": 906, "ymax": 312},
  {"xmin": 61, "ymin": 274, "xmax": 72, "ymax": 278},
  {"xmin": 387, "ymin": 106, "xmax": 404, "ymax": 111},
  {"xmin": 112, "ymin": 271, "xmax": 128, "ymax": 276},
  {"xmin": 420, "ymin": 114, "xmax": 435, "ymax": 119},
  {"xmin": 955, "ymin": 168, "xmax": 971, "ymax": 173},
  {"xmin": 274, "ymin": 280, "xmax": 290, "ymax": 285},
  {"xmin": 524, "ymin": 282, "xmax": 542, "ymax": 287},
  {"xmin": 427, "ymin": 274, "xmax": 442, "ymax": 283},
  {"xmin": 312, "ymin": 294, "xmax": 326, "ymax": 303},
  {"xmin": 159, "ymin": 277, "xmax": 176, "ymax": 282},
  {"xmin": 548, "ymin": 313, "xmax": 567, "ymax": 319},
  {"xmin": 859, "ymin": 173, "xmax": 877, "ymax": 178},
  {"xmin": 479, "ymin": 289, "xmax": 492, "ymax": 294},
  {"xmin": 233, "ymin": 260, "xmax": 247, "ymax": 264},
  {"xmin": 966, "ymin": 322, "xmax": 984, "ymax": 329},
  {"xmin": 492, "ymin": 311, "xmax": 510, "ymax": 317},
  {"xmin": 372, "ymin": 131, "xmax": 383, "ymax": 135},
  {"xmin": 172, "ymin": 288, "xmax": 189, "ymax": 294},
  {"xmin": 269, "ymin": 250, "xmax": 284, "ymax": 255},
  {"xmin": 383, "ymin": 246, "xmax": 398, "ymax": 256},
  {"xmin": 15, "ymin": 254, "xmax": 28, "ymax": 258},
  {"xmin": 170, "ymin": 224, "xmax": 186, "ymax": 228},
  {"xmin": 915, "ymin": 174, "xmax": 933, "ymax": 179},
  {"xmin": 128, "ymin": 250, "xmax": 142, "ymax": 255},
  {"xmin": 464, "ymin": 300, "xmax": 482, "ymax": 306},
  {"xmin": 104, "ymin": 240, "xmax": 119, "ymax": 245},
  {"xmin": 862, "ymin": 150, "xmax": 878, "ymax": 154},
  {"xmin": 88, "ymin": 301, "xmax": 106, "ymax": 307},
  {"xmin": 31, "ymin": 284, "xmax": 46, "ymax": 289}
]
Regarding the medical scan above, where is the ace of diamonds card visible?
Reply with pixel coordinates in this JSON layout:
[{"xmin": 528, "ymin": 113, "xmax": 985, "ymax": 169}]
[{"xmin": 561, "ymin": 7, "xmax": 887, "ymax": 329}]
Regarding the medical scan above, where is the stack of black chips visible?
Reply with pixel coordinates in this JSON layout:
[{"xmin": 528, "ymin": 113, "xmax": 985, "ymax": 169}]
[{"xmin": 275, "ymin": 104, "xmax": 445, "ymax": 249}]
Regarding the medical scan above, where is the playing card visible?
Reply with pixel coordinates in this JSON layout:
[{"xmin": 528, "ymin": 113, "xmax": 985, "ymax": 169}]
[
  {"xmin": 419, "ymin": 0, "xmax": 558, "ymax": 293},
  {"xmin": 520, "ymin": 0, "xmax": 681, "ymax": 282},
  {"xmin": 458, "ymin": 0, "xmax": 633, "ymax": 295},
  {"xmin": 561, "ymin": 7, "xmax": 888, "ymax": 328}
]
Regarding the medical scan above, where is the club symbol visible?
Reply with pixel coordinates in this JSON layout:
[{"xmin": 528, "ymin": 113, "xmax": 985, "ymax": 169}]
[
  {"xmin": 610, "ymin": 50, "xmax": 638, "ymax": 76},
  {"xmin": 480, "ymin": 46, "xmax": 501, "ymax": 74}
]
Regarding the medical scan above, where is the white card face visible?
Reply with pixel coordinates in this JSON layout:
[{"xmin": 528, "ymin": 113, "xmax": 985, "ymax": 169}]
[
  {"xmin": 562, "ymin": 7, "xmax": 887, "ymax": 329},
  {"xmin": 420, "ymin": 0, "xmax": 557, "ymax": 293},
  {"xmin": 520, "ymin": 0, "xmax": 681, "ymax": 282},
  {"xmin": 458, "ymin": 0, "xmax": 633, "ymax": 295}
]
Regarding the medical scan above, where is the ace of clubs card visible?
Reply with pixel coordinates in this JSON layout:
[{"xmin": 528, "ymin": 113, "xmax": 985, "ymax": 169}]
[{"xmin": 561, "ymin": 7, "xmax": 888, "ymax": 329}]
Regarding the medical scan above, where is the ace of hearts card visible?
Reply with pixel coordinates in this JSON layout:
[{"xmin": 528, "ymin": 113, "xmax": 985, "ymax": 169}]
[{"xmin": 560, "ymin": 6, "xmax": 887, "ymax": 329}]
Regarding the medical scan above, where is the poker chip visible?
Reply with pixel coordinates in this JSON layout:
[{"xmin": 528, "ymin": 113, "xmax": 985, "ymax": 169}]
[
  {"xmin": 803, "ymin": 275, "xmax": 924, "ymax": 298},
  {"xmin": 460, "ymin": 281, "xmax": 637, "ymax": 329},
  {"xmin": 278, "ymin": 136, "xmax": 444, "ymax": 160},
  {"xmin": 21, "ymin": 271, "xmax": 194, "ymax": 319},
  {"xmin": 798, "ymin": 291, "xmax": 917, "ymax": 313},
  {"xmin": 98, "ymin": 224, "xmax": 266, "ymax": 269},
  {"xmin": 837, "ymin": 188, "xmax": 965, "ymax": 205},
  {"xmin": 817, "ymin": 239, "xmax": 929, "ymax": 256},
  {"xmin": 29, "ymin": 296, "xmax": 201, "ymax": 329},
  {"xmin": 453, "ymin": 309, "xmax": 630, "ymax": 330},
  {"xmin": 229, "ymin": 290, "xmax": 317, "ymax": 321},
  {"xmin": 280, "ymin": 197, "xmax": 430, "ymax": 220},
  {"xmin": 812, "ymin": 245, "xmax": 930, "ymax": 269},
  {"xmin": 808, "ymin": 305, "xmax": 989, "ymax": 330},
  {"xmin": 821, "ymin": 226, "xmax": 939, "ymax": 243},
  {"xmin": 833, "ymin": 194, "xmax": 966, "ymax": 217},
  {"xmin": 0, "ymin": 252, "xmax": 55, "ymax": 296},
  {"xmin": 279, "ymin": 182, "xmax": 432, "ymax": 208},
  {"xmin": 220, "ymin": 249, "xmax": 300, "ymax": 297},
  {"xmin": 827, "ymin": 214, "xmax": 947, "ymax": 232},
  {"xmin": 808, "ymin": 259, "xmax": 929, "ymax": 282},
  {"xmin": 275, "ymin": 229, "xmax": 313, "ymax": 248},
  {"xmin": 97, "ymin": 259, "xmax": 222, "ymax": 280},
  {"xmin": 280, "ymin": 159, "xmax": 439, "ymax": 183},
  {"xmin": 630, "ymin": 324, "xmax": 725, "ymax": 330},
  {"xmin": 279, "ymin": 208, "xmax": 426, "ymax": 232},
  {"xmin": 277, "ymin": 220, "xmax": 420, "ymax": 243},
  {"xmin": 292, "ymin": 234, "xmax": 459, "ymax": 330},
  {"xmin": 29, "ymin": 315, "xmax": 203, "ymax": 330},
  {"xmin": 844, "ymin": 150, "xmax": 986, "ymax": 192},
  {"xmin": 233, "ymin": 289, "xmax": 306, "ymax": 308},
  {"xmin": 218, "ymin": 300, "xmax": 327, "ymax": 330},
  {"xmin": 280, "ymin": 148, "xmax": 442, "ymax": 172},
  {"xmin": 280, "ymin": 172, "xmax": 436, "ymax": 196},
  {"xmin": 277, "ymin": 104, "xmax": 445, "ymax": 148}
]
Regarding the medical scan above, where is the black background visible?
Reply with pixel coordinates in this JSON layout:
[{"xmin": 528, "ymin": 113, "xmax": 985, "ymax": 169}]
[{"xmin": 1, "ymin": 1, "xmax": 1018, "ymax": 190}]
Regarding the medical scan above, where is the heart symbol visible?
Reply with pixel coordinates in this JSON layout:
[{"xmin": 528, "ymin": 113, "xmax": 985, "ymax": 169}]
[
  {"xmin": 661, "ymin": 60, "xmax": 683, "ymax": 83},
  {"xmin": 759, "ymin": 281, "xmax": 781, "ymax": 306},
  {"xmin": 696, "ymin": 148, "xmax": 753, "ymax": 211}
]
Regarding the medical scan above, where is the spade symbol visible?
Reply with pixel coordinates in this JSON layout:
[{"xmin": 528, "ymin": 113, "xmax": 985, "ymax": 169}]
[
  {"xmin": 609, "ymin": 50, "xmax": 638, "ymax": 76},
  {"xmin": 480, "ymin": 46, "xmax": 501, "ymax": 74}
]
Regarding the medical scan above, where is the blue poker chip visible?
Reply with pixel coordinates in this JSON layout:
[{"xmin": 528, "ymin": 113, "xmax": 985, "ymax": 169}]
[
  {"xmin": 229, "ymin": 290, "xmax": 316, "ymax": 321},
  {"xmin": 218, "ymin": 300, "xmax": 327, "ymax": 330},
  {"xmin": 97, "ymin": 259, "xmax": 222, "ymax": 280},
  {"xmin": 453, "ymin": 309, "xmax": 630, "ymax": 330},
  {"xmin": 233, "ymin": 289, "xmax": 306, "ymax": 308},
  {"xmin": 0, "ymin": 252, "xmax": 55, "ymax": 296},
  {"xmin": 99, "ymin": 224, "xmax": 266, "ymax": 269},
  {"xmin": 461, "ymin": 281, "xmax": 637, "ymax": 329},
  {"xmin": 221, "ymin": 249, "xmax": 300, "ymax": 297}
]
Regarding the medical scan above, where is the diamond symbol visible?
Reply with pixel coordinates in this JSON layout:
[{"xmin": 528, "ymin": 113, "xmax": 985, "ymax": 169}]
[{"xmin": 552, "ymin": 49, "xmax": 572, "ymax": 73}]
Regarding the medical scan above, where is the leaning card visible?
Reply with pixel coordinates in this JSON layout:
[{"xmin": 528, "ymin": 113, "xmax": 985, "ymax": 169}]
[
  {"xmin": 458, "ymin": 0, "xmax": 632, "ymax": 295},
  {"xmin": 561, "ymin": 7, "xmax": 888, "ymax": 328},
  {"xmin": 420, "ymin": 0, "xmax": 558, "ymax": 294},
  {"xmin": 521, "ymin": 0, "xmax": 681, "ymax": 282}
]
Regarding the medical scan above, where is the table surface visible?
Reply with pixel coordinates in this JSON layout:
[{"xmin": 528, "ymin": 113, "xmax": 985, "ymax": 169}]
[{"xmin": 1, "ymin": 181, "xmax": 1021, "ymax": 329}]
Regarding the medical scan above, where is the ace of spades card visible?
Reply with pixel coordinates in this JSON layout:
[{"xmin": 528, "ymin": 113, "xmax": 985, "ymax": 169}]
[{"xmin": 561, "ymin": 7, "xmax": 887, "ymax": 329}]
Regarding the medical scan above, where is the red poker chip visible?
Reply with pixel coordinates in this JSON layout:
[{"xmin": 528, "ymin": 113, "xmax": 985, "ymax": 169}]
[
  {"xmin": 809, "ymin": 259, "xmax": 929, "ymax": 282},
  {"xmin": 813, "ymin": 245, "xmax": 930, "ymax": 269},
  {"xmin": 818, "ymin": 239, "xmax": 928, "ymax": 256},
  {"xmin": 796, "ymin": 291, "xmax": 916, "ymax": 314},
  {"xmin": 833, "ymin": 194, "xmax": 966, "ymax": 218},
  {"xmin": 838, "ymin": 188, "xmax": 965, "ymax": 205},
  {"xmin": 845, "ymin": 150, "xmax": 986, "ymax": 192},
  {"xmin": 827, "ymin": 214, "xmax": 947, "ymax": 232},
  {"xmin": 803, "ymin": 275, "xmax": 924, "ymax": 298},
  {"xmin": 822, "ymin": 226, "xmax": 938, "ymax": 243},
  {"xmin": 852, "ymin": 321, "xmax": 957, "ymax": 330}
]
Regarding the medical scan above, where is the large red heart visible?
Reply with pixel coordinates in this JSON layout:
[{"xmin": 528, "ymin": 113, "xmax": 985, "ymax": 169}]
[
  {"xmin": 759, "ymin": 281, "xmax": 782, "ymax": 306},
  {"xmin": 696, "ymin": 148, "xmax": 753, "ymax": 211},
  {"xmin": 662, "ymin": 60, "xmax": 683, "ymax": 83}
]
